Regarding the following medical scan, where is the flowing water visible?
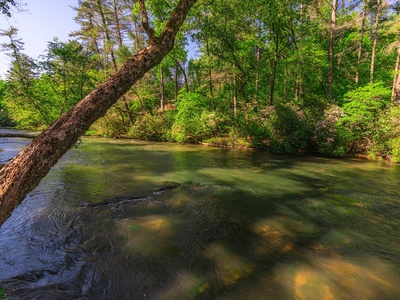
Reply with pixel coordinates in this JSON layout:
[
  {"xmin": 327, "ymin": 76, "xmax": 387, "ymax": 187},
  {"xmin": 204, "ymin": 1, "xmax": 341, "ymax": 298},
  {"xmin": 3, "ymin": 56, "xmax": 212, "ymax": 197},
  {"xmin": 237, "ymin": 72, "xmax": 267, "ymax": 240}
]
[{"xmin": 1, "ymin": 130, "xmax": 400, "ymax": 299}]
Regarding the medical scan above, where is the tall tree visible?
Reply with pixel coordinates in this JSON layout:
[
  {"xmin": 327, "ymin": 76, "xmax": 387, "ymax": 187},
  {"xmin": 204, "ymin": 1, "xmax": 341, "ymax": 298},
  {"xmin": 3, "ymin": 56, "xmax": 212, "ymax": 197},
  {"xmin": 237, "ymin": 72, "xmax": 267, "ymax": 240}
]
[
  {"xmin": 0, "ymin": 27, "xmax": 51, "ymax": 125},
  {"xmin": 328, "ymin": 0, "xmax": 338, "ymax": 102},
  {"xmin": 0, "ymin": 0, "xmax": 198, "ymax": 227},
  {"xmin": 356, "ymin": 1, "xmax": 367, "ymax": 84},
  {"xmin": 392, "ymin": 1, "xmax": 400, "ymax": 102},
  {"xmin": 370, "ymin": 0, "xmax": 382, "ymax": 83}
]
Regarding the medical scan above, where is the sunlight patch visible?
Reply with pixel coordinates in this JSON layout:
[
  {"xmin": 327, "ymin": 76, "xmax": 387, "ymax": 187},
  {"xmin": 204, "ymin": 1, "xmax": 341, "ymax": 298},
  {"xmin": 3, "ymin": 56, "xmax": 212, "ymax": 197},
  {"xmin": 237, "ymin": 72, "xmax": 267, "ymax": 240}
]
[
  {"xmin": 116, "ymin": 216, "xmax": 178, "ymax": 256},
  {"xmin": 276, "ymin": 256, "xmax": 400, "ymax": 299},
  {"xmin": 205, "ymin": 242, "xmax": 254, "ymax": 285},
  {"xmin": 155, "ymin": 272, "xmax": 209, "ymax": 299}
]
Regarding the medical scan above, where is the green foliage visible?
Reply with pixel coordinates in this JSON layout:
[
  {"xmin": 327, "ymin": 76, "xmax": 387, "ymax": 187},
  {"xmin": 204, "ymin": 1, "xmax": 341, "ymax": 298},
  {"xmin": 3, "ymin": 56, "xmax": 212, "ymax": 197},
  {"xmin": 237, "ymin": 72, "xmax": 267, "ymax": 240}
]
[
  {"xmin": 170, "ymin": 92, "xmax": 221, "ymax": 143},
  {"xmin": 128, "ymin": 111, "xmax": 175, "ymax": 141},
  {"xmin": 235, "ymin": 106, "xmax": 274, "ymax": 150},
  {"xmin": 337, "ymin": 83, "xmax": 391, "ymax": 152},
  {"xmin": 2, "ymin": 39, "xmax": 99, "ymax": 129},
  {"xmin": 371, "ymin": 105, "xmax": 400, "ymax": 161},
  {"xmin": 130, "ymin": 86, "xmax": 158, "ymax": 114},
  {"xmin": 90, "ymin": 109, "xmax": 126, "ymax": 137},
  {"xmin": 2, "ymin": 0, "xmax": 400, "ymax": 160},
  {"xmin": 205, "ymin": 128, "xmax": 250, "ymax": 149},
  {"xmin": 0, "ymin": 287, "xmax": 5, "ymax": 300},
  {"xmin": 270, "ymin": 104, "xmax": 314, "ymax": 154},
  {"xmin": 236, "ymin": 104, "xmax": 313, "ymax": 154},
  {"xmin": 0, "ymin": 81, "xmax": 14, "ymax": 126},
  {"xmin": 314, "ymin": 105, "xmax": 347, "ymax": 157}
]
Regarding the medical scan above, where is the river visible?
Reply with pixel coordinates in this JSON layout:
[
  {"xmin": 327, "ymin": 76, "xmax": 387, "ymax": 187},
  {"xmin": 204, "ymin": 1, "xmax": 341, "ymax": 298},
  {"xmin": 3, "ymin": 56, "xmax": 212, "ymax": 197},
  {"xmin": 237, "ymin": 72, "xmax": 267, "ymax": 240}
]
[{"xmin": 0, "ymin": 130, "xmax": 400, "ymax": 299}]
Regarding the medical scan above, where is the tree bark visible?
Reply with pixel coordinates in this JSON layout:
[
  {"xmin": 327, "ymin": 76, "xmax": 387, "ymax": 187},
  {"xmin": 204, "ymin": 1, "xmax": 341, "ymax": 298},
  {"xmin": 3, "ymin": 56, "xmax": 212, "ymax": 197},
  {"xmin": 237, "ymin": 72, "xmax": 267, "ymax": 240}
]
[
  {"xmin": 175, "ymin": 62, "xmax": 179, "ymax": 100},
  {"xmin": 233, "ymin": 77, "xmax": 237, "ymax": 118},
  {"xmin": 392, "ymin": 34, "xmax": 400, "ymax": 102},
  {"xmin": 205, "ymin": 37, "xmax": 213, "ymax": 98},
  {"xmin": 355, "ymin": 2, "xmax": 366, "ymax": 84},
  {"xmin": 328, "ymin": 0, "xmax": 338, "ymax": 102},
  {"xmin": 160, "ymin": 64, "xmax": 165, "ymax": 111},
  {"xmin": 172, "ymin": 57, "xmax": 189, "ymax": 93},
  {"xmin": 0, "ymin": 0, "xmax": 198, "ymax": 227},
  {"xmin": 370, "ymin": 0, "xmax": 381, "ymax": 84}
]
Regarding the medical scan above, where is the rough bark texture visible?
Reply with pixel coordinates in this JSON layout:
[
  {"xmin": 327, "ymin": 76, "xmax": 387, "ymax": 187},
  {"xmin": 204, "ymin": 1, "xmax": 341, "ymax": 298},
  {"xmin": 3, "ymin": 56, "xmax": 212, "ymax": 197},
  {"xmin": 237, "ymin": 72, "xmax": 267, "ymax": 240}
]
[{"xmin": 0, "ymin": 0, "xmax": 198, "ymax": 227}]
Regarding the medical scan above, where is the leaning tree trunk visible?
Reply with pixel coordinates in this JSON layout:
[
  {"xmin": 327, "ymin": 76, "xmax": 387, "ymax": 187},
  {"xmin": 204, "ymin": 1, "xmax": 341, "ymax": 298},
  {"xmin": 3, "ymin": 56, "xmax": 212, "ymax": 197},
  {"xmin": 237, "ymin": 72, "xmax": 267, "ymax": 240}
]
[{"xmin": 0, "ymin": 0, "xmax": 198, "ymax": 227}]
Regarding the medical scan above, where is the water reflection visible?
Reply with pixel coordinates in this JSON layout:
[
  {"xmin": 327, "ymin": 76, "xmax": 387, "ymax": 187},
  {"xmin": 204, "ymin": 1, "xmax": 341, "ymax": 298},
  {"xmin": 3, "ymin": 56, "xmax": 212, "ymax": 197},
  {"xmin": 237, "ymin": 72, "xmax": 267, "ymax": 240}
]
[{"xmin": 0, "ymin": 135, "xmax": 400, "ymax": 299}]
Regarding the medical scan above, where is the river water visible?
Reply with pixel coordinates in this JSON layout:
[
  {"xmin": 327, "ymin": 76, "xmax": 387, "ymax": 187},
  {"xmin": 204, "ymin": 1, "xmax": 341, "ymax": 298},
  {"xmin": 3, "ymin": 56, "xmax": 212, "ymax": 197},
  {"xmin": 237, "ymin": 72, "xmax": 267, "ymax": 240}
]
[{"xmin": 1, "ymin": 131, "xmax": 400, "ymax": 299}]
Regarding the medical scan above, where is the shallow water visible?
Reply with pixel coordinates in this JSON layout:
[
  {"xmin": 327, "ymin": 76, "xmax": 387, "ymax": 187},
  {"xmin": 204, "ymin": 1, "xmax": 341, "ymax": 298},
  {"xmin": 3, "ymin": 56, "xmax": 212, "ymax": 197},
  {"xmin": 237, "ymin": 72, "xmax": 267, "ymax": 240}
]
[{"xmin": 1, "ymin": 133, "xmax": 400, "ymax": 299}]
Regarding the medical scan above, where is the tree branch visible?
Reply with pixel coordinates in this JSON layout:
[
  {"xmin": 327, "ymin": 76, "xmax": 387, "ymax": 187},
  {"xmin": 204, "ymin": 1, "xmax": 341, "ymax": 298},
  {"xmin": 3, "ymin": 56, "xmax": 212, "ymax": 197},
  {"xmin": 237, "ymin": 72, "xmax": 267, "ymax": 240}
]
[{"xmin": 138, "ymin": 0, "xmax": 156, "ymax": 42}]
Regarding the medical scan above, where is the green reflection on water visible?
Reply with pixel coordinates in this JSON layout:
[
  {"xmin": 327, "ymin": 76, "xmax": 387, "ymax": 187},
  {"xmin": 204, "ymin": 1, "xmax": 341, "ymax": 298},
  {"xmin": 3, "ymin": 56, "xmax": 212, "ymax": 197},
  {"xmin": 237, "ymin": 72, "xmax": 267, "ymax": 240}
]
[{"xmin": 55, "ymin": 137, "xmax": 400, "ymax": 299}]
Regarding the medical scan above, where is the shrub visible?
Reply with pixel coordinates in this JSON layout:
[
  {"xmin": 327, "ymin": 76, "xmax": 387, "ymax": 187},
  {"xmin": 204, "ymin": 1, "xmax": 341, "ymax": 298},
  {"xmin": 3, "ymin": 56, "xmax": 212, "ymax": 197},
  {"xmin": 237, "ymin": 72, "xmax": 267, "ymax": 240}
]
[
  {"xmin": 333, "ymin": 83, "xmax": 392, "ymax": 155},
  {"xmin": 371, "ymin": 105, "xmax": 400, "ymax": 161},
  {"xmin": 128, "ymin": 111, "xmax": 174, "ymax": 141},
  {"xmin": 90, "ymin": 108, "xmax": 126, "ymax": 137},
  {"xmin": 338, "ymin": 83, "xmax": 391, "ymax": 144},
  {"xmin": 239, "ymin": 106, "xmax": 275, "ymax": 150},
  {"xmin": 270, "ymin": 104, "xmax": 314, "ymax": 154},
  {"xmin": 170, "ymin": 92, "xmax": 221, "ymax": 143},
  {"xmin": 314, "ymin": 105, "xmax": 347, "ymax": 156}
]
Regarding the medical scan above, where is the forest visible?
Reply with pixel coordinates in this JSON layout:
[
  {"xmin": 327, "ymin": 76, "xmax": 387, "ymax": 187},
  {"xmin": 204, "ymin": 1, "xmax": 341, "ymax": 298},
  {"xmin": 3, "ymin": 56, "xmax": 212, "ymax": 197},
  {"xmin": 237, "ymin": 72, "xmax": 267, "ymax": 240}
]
[{"xmin": 1, "ymin": 0, "xmax": 400, "ymax": 161}]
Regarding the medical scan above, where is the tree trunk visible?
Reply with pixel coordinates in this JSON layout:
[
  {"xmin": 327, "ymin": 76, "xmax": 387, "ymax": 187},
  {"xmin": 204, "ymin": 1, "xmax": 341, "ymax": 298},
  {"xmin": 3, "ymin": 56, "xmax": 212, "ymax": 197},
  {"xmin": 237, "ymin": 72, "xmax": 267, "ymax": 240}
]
[
  {"xmin": 356, "ymin": 3, "xmax": 366, "ymax": 84},
  {"xmin": 0, "ymin": 0, "xmax": 198, "ymax": 227},
  {"xmin": 255, "ymin": 20, "xmax": 262, "ymax": 98},
  {"xmin": 328, "ymin": 0, "xmax": 338, "ymax": 102},
  {"xmin": 268, "ymin": 56, "xmax": 278, "ymax": 106},
  {"xmin": 160, "ymin": 64, "xmax": 165, "ymax": 111},
  {"xmin": 255, "ymin": 46, "xmax": 261, "ymax": 97},
  {"xmin": 175, "ymin": 62, "xmax": 179, "ymax": 100},
  {"xmin": 205, "ymin": 37, "xmax": 213, "ymax": 98},
  {"xmin": 233, "ymin": 77, "xmax": 237, "ymax": 118},
  {"xmin": 97, "ymin": 0, "xmax": 118, "ymax": 71},
  {"xmin": 100, "ymin": 0, "xmax": 135, "ymax": 127},
  {"xmin": 172, "ymin": 58, "xmax": 189, "ymax": 92},
  {"xmin": 111, "ymin": 0, "xmax": 124, "ymax": 47},
  {"xmin": 370, "ymin": 0, "xmax": 381, "ymax": 84},
  {"xmin": 392, "ymin": 34, "xmax": 400, "ymax": 102}
]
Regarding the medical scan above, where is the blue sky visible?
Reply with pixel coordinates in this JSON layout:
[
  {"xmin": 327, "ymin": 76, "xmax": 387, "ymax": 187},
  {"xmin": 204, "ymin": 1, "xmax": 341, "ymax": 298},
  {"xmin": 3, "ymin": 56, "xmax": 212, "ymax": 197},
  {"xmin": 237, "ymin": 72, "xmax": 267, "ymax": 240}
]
[{"xmin": 0, "ymin": 0, "xmax": 79, "ymax": 78}]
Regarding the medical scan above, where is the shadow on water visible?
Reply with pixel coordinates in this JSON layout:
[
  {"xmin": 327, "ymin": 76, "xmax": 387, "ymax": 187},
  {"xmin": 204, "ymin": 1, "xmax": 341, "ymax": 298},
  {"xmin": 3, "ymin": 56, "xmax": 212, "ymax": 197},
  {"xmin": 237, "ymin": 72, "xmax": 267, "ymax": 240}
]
[{"xmin": 0, "ymin": 137, "xmax": 400, "ymax": 299}]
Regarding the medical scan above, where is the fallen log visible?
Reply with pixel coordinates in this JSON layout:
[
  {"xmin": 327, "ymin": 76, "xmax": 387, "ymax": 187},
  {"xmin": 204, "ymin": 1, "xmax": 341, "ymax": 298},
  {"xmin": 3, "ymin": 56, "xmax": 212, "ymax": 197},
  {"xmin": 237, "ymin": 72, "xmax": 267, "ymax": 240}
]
[
  {"xmin": 81, "ymin": 182, "xmax": 181, "ymax": 208},
  {"xmin": 82, "ymin": 196, "xmax": 151, "ymax": 208}
]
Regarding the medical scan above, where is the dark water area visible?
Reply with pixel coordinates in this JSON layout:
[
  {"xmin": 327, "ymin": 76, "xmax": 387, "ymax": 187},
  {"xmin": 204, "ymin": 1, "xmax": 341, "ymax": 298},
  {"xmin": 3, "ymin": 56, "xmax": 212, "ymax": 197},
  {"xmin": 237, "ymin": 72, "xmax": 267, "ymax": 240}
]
[{"xmin": 1, "ymin": 131, "xmax": 400, "ymax": 299}]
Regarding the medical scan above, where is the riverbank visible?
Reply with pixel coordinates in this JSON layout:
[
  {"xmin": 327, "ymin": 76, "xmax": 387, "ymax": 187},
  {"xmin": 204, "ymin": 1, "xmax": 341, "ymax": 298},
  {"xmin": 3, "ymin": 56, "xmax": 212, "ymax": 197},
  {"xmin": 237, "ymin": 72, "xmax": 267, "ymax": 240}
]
[{"xmin": 1, "ymin": 127, "xmax": 397, "ymax": 164}]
